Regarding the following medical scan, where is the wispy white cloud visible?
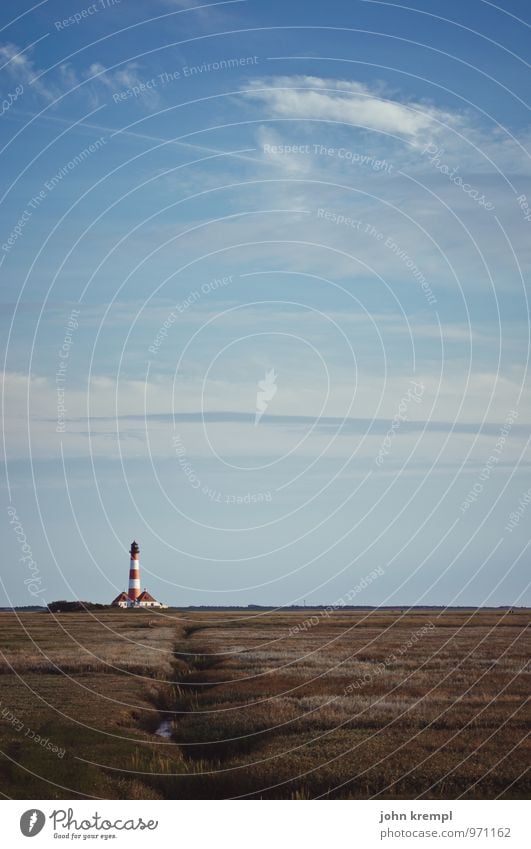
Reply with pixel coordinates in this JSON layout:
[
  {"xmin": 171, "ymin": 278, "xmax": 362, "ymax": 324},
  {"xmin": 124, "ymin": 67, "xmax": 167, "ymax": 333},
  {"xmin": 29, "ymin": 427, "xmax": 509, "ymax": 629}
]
[
  {"xmin": 243, "ymin": 75, "xmax": 460, "ymax": 142},
  {"xmin": 243, "ymin": 75, "xmax": 531, "ymax": 176},
  {"xmin": 0, "ymin": 41, "xmax": 54, "ymax": 101},
  {"xmin": 2, "ymin": 365, "xmax": 528, "ymax": 461},
  {"xmin": 84, "ymin": 61, "xmax": 162, "ymax": 110}
]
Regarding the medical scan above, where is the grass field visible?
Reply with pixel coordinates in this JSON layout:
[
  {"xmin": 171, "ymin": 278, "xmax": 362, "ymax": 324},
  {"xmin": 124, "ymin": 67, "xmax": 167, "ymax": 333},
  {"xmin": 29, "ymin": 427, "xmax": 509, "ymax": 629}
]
[{"xmin": 0, "ymin": 608, "xmax": 528, "ymax": 799}]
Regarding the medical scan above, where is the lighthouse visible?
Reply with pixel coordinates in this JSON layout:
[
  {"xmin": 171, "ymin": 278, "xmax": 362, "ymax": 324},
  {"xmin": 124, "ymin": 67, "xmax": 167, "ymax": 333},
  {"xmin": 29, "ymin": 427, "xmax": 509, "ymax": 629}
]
[
  {"xmin": 111, "ymin": 540, "xmax": 167, "ymax": 608},
  {"xmin": 128, "ymin": 540, "xmax": 141, "ymax": 603}
]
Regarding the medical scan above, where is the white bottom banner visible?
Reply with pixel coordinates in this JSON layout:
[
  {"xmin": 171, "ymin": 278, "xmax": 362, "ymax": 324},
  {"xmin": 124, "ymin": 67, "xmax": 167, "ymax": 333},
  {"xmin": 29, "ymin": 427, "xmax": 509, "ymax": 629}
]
[{"xmin": 3, "ymin": 799, "xmax": 527, "ymax": 848}]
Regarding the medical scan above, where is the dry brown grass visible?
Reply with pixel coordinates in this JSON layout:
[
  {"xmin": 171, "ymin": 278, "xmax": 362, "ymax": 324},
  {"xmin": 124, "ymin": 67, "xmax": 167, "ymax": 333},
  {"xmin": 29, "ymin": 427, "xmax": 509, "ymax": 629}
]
[
  {"xmin": 165, "ymin": 608, "xmax": 530, "ymax": 798},
  {"xmin": 0, "ymin": 608, "xmax": 528, "ymax": 799}
]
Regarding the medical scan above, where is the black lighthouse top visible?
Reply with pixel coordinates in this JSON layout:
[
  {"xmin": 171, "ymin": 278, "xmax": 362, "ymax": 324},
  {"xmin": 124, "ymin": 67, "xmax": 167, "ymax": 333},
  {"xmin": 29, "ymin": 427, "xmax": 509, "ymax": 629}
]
[{"xmin": 130, "ymin": 540, "xmax": 140, "ymax": 556}]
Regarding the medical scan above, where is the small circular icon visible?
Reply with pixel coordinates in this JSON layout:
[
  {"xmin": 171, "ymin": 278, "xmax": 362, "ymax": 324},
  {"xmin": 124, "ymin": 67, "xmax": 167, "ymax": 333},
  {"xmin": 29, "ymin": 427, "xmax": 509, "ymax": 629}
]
[{"xmin": 20, "ymin": 810, "xmax": 45, "ymax": 837}]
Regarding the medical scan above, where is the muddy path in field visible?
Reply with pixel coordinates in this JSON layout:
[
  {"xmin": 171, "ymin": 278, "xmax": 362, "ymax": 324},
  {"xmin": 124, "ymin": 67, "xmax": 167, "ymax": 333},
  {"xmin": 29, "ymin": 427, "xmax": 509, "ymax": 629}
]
[
  {"xmin": 150, "ymin": 623, "xmax": 232, "ymax": 755},
  {"xmin": 153, "ymin": 621, "xmax": 268, "ymax": 767},
  {"xmin": 135, "ymin": 618, "xmax": 290, "ymax": 799}
]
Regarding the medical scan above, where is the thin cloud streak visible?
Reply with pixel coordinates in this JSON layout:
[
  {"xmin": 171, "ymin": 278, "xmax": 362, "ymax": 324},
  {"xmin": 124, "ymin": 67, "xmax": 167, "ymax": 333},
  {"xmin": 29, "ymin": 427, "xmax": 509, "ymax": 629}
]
[{"xmin": 61, "ymin": 410, "xmax": 529, "ymax": 437}]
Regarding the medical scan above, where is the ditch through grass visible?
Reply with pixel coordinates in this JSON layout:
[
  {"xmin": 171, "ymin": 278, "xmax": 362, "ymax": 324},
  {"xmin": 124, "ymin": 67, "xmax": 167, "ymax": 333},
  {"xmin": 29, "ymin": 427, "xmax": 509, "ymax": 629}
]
[
  {"xmin": 2, "ymin": 611, "xmax": 527, "ymax": 799},
  {"xmin": 135, "ymin": 611, "xmax": 531, "ymax": 800}
]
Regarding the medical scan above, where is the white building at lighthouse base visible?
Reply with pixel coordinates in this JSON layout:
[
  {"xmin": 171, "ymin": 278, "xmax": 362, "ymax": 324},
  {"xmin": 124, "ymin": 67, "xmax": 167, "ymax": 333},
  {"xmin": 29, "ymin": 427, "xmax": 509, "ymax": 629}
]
[{"xmin": 111, "ymin": 590, "xmax": 167, "ymax": 609}]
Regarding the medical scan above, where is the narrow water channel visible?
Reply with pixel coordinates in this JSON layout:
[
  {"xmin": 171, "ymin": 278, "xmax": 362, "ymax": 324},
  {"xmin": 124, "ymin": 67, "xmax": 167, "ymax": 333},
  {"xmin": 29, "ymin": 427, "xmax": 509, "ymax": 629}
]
[{"xmin": 154, "ymin": 718, "xmax": 174, "ymax": 739}]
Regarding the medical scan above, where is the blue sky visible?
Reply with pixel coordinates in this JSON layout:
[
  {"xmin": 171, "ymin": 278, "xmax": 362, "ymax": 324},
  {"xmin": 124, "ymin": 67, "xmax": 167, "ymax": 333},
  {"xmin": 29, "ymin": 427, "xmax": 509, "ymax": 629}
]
[{"xmin": 1, "ymin": 0, "xmax": 530, "ymax": 607}]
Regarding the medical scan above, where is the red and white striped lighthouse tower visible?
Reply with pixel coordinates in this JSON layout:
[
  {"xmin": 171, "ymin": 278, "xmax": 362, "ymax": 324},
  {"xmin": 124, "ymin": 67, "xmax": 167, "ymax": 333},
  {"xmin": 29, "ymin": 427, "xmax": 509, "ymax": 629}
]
[{"xmin": 128, "ymin": 540, "xmax": 141, "ymax": 605}]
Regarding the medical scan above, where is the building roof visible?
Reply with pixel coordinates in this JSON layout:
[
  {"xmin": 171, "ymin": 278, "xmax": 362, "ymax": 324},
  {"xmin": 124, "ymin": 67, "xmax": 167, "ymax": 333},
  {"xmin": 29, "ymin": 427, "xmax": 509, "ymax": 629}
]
[
  {"xmin": 137, "ymin": 590, "xmax": 158, "ymax": 602},
  {"xmin": 111, "ymin": 592, "xmax": 128, "ymax": 604}
]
